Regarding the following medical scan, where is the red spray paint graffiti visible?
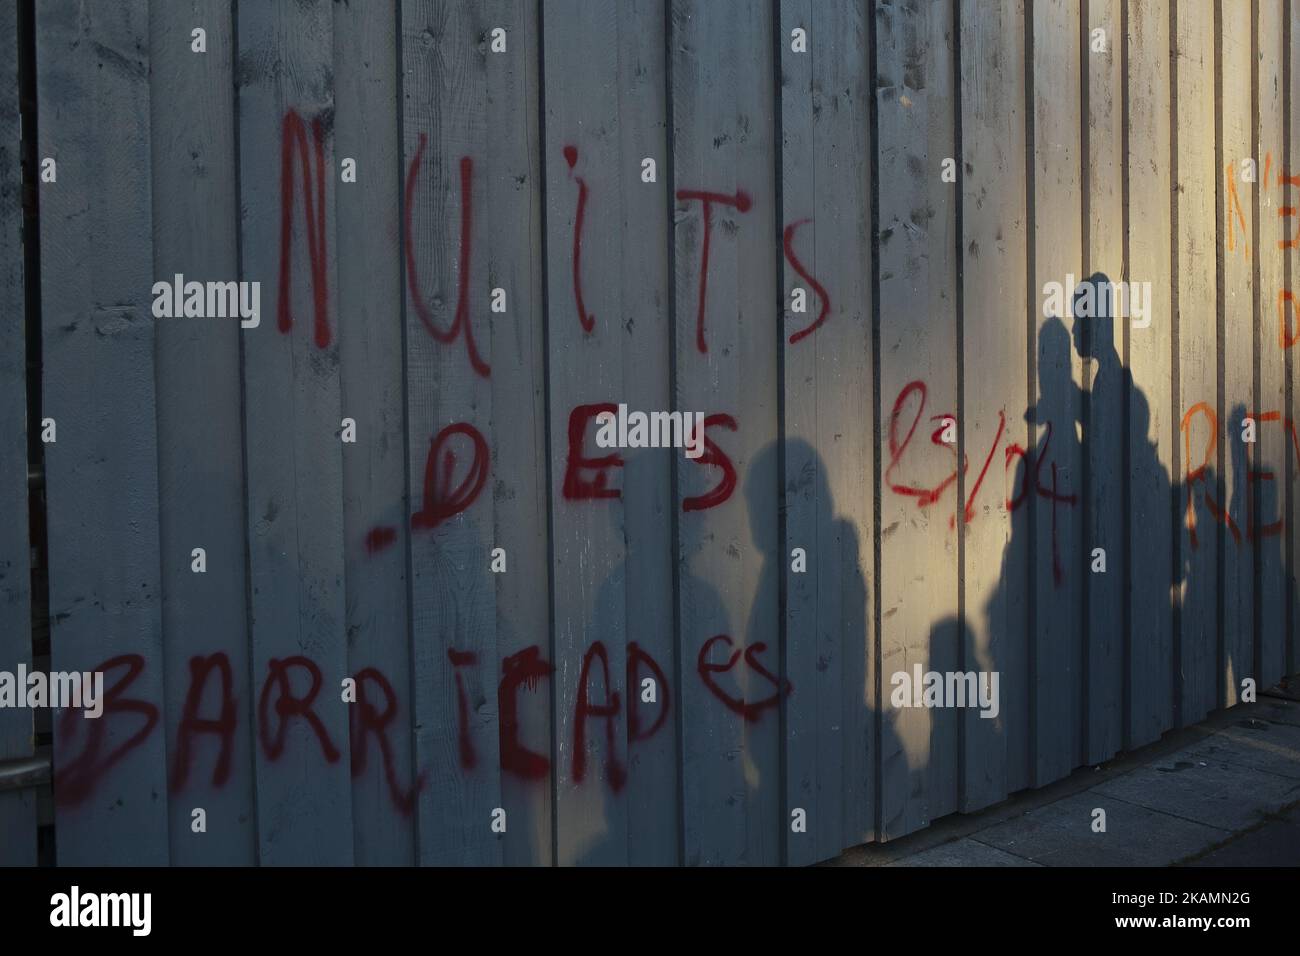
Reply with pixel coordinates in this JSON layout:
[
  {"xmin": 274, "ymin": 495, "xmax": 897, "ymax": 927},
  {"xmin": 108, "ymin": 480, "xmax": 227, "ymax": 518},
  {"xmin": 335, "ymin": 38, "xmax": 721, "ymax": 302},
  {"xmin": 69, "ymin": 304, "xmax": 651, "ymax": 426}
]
[
  {"xmin": 563, "ymin": 403, "xmax": 623, "ymax": 501},
  {"xmin": 278, "ymin": 110, "xmax": 331, "ymax": 349},
  {"xmin": 682, "ymin": 413, "xmax": 738, "ymax": 512},
  {"xmin": 697, "ymin": 635, "xmax": 791, "ymax": 722},
  {"xmin": 53, "ymin": 655, "xmax": 159, "ymax": 808},
  {"xmin": 61, "ymin": 653, "xmax": 423, "ymax": 813},
  {"xmin": 1181, "ymin": 402, "xmax": 1299, "ymax": 548},
  {"xmin": 57, "ymin": 632, "xmax": 776, "ymax": 806},
  {"xmin": 404, "ymin": 136, "xmax": 490, "ymax": 376},
  {"xmin": 783, "ymin": 218, "xmax": 832, "ymax": 344},
  {"xmin": 349, "ymin": 668, "xmax": 426, "ymax": 816},
  {"xmin": 564, "ymin": 146, "xmax": 595, "ymax": 333},
  {"xmin": 170, "ymin": 652, "xmax": 236, "ymax": 793},
  {"xmin": 412, "ymin": 423, "xmax": 490, "ymax": 530},
  {"xmin": 883, "ymin": 380, "xmax": 1080, "ymax": 583},
  {"xmin": 676, "ymin": 188, "xmax": 753, "ymax": 354},
  {"xmin": 572, "ymin": 641, "xmax": 627, "ymax": 793},
  {"xmin": 365, "ymin": 422, "xmax": 490, "ymax": 551},
  {"xmin": 562, "ymin": 403, "xmax": 738, "ymax": 510},
  {"xmin": 1227, "ymin": 155, "xmax": 1300, "ymax": 349},
  {"xmin": 258, "ymin": 656, "xmax": 341, "ymax": 764},
  {"xmin": 626, "ymin": 642, "xmax": 670, "ymax": 742},
  {"xmin": 497, "ymin": 646, "xmax": 553, "ymax": 780}
]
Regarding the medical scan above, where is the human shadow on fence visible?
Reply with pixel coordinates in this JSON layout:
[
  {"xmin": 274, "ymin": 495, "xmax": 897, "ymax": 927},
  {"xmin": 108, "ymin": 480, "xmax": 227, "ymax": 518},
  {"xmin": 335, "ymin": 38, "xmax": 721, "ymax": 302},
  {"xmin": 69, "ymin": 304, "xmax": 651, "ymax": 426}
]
[{"xmin": 748, "ymin": 437, "xmax": 895, "ymax": 858}]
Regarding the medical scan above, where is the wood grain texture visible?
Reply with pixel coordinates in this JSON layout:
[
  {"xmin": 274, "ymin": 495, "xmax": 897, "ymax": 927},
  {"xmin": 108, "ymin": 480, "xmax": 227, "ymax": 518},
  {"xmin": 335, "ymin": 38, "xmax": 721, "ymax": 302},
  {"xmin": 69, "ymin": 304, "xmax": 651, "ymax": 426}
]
[
  {"xmin": 1031, "ymin": 0, "xmax": 1084, "ymax": 787},
  {"xmin": 237, "ymin": 0, "xmax": 353, "ymax": 865},
  {"xmin": 959, "ymin": 0, "xmax": 1029, "ymax": 810},
  {"xmin": 333, "ymin": 0, "xmax": 416, "ymax": 866},
  {"xmin": 671, "ymin": 0, "xmax": 780, "ymax": 865},
  {"xmin": 1290, "ymin": 0, "xmax": 1300, "ymax": 680},
  {"xmin": 150, "ymin": 0, "xmax": 256, "ymax": 867},
  {"xmin": 483, "ymin": 0, "xmax": 552, "ymax": 869},
  {"xmin": 874, "ymin": 0, "xmax": 957, "ymax": 841},
  {"xmin": 399, "ymin": 0, "xmax": 502, "ymax": 866},
  {"xmin": 1256, "ymin": 0, "xmax": 1287, "ymax": 691},
  {"xmin": 1125, "ymin": 0, "xmax": 1175, "ymax": 748},
  {"xmin": 1175, "ymin": 0, "xmax": 1220, "ymax": 728},
  {"xmin": 780, "ymin": 0, "xmax": 875, "ymax": 860},
  {"xmin": 1221, "ymin": 0, "xmax": 1254, "ymax": 708},
  {"xmin": 1085, "ymin": 0, "xmax": 1124, "ymax": 765},
  {"xmin": 38, "ymin": 0, "xmax": 170, "ymax": 866},
  {"xmin": 542, "ymin": 0, "xmax": 675, "ymax": 867},
  {"xmin": 0, "ymin": 0, "xmax": 34, "ymax": 866}
]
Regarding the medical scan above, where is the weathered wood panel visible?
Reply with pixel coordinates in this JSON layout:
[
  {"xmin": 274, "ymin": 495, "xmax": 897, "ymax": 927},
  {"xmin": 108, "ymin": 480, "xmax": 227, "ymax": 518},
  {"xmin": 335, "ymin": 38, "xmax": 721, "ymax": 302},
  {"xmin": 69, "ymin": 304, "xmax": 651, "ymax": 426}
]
[
  {"xmin": 1256, "ymin": 0, "xmax": 1288, "ymax": 692},
  {"xmin": 38, "ymin": 0, "xmax": 171, "ymax": 866},
  {"xmin": 781, "ymin": 0, "xmax": 875, "ymax": 861},
  {"xmin": 672, "ymin": 0, "xmax": 780, "ymax": 865},
  {"xmin": 236, "ymin": 0, "xmax": 353, "ymax": 864},
  {"xmin": 483, "ymin": 0, "xmax": 553, "ymax": 869},
  {"xmin": 1175, "ymin": 0, "xmax": 1221, "ymax": 728},
  {"xmin": 543, "ymin": 0, "xmax": 630, "ymax": 867},
  {"xmin": 959, "ymin": 0, "xmax": 1029, "ymax": 810},
  {"xmin": 0, "ymin": 0, "xmax": 34, "ymax": 866},
  {"xmin": 1085, "ymin": 0, "xmax": 1125, "ymax": 765},
  {"xmin": 1221, "ymin": 0, "xmax": 1256, "ymax": 709},
  {"xmin": 1031, "ymin": 0, "xmax": 1084, "ymax": 787},
  {"xmin": 1125, "ymin": 0, "xmax": 1175, "ymax": 749},
  {"xmin": 11, "ymin": 0, "xmax": 1296, "ymax": 868},
  {"xmin": 1290, "ymin": 0, "xmax": 1300, "ymax": 681},
  {"xmin": 399, "ymin": 0, "xmax": 503, "ymax": 866},
  {"xmin": 151, "ymin": 0, "xmax": 256, "ymax": 865},
  {"xmin": 333, "ymin": 0, "xmax": 416, "ymax": 866},
  {"xmin": 874, "ymin": 0, "xmax": 957, "ymax": 841}
]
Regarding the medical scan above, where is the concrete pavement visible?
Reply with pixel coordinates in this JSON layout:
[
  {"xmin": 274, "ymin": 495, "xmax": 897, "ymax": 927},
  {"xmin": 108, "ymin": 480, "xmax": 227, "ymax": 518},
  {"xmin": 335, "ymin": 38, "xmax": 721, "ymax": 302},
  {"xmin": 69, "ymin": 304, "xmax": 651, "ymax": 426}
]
[{"xmin": 829, "ymin": 687, "xmax": 1300, "ymax": 867}]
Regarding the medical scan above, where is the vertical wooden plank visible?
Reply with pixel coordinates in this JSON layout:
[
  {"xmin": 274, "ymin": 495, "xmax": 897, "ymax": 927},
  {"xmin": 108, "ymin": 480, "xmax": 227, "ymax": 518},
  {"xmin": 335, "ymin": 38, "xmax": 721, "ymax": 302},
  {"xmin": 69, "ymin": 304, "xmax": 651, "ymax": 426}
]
[
  {"xmin": 542, "ymin": 0, "xmax": 674, "ymax": 867},
  {"xmin": 874, "ymin": 0, "xmax": 958, "ymax": 840},
  {"xmin": 1290, "ymin": 0, "xmax": 1300, "ymax": 681},
  {"xmin": 541, "ymin": 1, "xmax": 629, "ymax": 868},
  {"xmin": 780, "ymin": 0, "xmax": 874, "ymax": 861},
  {"xmin": 399, "ymin": 0, "xmax": 502, "ymax": 866},
  {"xmin": 38, "ymin": 0, "xmax": 170, "ymax": 865},
  {"xmin": 485, "ymin": 0, "xmax": 554, "ymax": 869},
  {"xmin": 1221, "ymin": 0, "xmax": 1254, "ymax": 707},
  {"xmin": 151, "ymin": 0, "xmax": 256, "ymax": 865},
  {"xmin": 1032, "ymin": 0, "xmax": 1084, "ymax": 786},
  {"xmin": 672, "ymin": 0, "xmax": 780, "ymax": 865},
  {"xmin": 1175, "ymin": 0, "xmax": 1219, "ymax": 727},
  {"xmin": 1256, "ymin": 0, "xmax": 1287, "ymax": 691},
  {"xmin": 1085, "ymin": 0, "xmax": 1125, "ymax": 765},
  {"xmin": 1125, "ymin": 0, "xmax": 1175, "ymax": 748},
  {"xmin": 333, "ymin": 0, "xmax": 417, "ymax": 865},
  {"xmin": 237, "ymin": 0, "xmax": 353, "ymax": 864},
  {"xmin": 0, "ymin": 0, "xmax": 35, "ymax": 866},
  {"xmin": 960, "ymin": 0, "xmax": 1029, "ymax": 810}
]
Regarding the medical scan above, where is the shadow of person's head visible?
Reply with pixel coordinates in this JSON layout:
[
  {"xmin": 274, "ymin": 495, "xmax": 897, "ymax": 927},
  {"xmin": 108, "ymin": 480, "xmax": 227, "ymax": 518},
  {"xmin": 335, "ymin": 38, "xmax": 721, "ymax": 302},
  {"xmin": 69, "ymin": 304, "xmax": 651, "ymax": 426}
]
[
  {"xmin": 746, "ymin": 437, "xmax": 837, "ymax": 561},
  {"xmin": 1071, "ymin": 271, "xmax": 1116, "ymax": 361}
]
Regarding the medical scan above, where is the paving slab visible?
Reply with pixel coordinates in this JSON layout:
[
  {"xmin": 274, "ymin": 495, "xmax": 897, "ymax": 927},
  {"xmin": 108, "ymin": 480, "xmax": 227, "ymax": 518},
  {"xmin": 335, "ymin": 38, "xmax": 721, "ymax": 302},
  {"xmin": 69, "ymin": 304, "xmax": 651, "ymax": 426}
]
[
  {"xmin": 1091, "ymin": 744, "xmax": 1300, "ymax": 832},
  {"xmin": 1176, "ymin": 720, "xmax": 1300, "ymax": 780},
  {"xmin": 1247, "ymin": 699, "xmax": 1300, "ymax": 727},
  {"xmin": 970, "ymin": 792, "xmax": 1228, "ymax": 866},
  {"xmin": 1185, "ymin": 803, "xmax": 1300, "ymax": 866},
  {"xmin": 886, "ymin": 839, "xmax": 1042, "ymax": 867}
]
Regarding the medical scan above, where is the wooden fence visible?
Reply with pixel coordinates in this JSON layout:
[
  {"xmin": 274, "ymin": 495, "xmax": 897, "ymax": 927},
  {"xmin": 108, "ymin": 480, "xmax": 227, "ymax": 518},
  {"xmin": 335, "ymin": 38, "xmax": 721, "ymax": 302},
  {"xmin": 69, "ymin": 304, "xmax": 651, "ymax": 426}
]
[{"xmin": 0, "ymin": 0, "xmax": 1297, "ymax": 866}]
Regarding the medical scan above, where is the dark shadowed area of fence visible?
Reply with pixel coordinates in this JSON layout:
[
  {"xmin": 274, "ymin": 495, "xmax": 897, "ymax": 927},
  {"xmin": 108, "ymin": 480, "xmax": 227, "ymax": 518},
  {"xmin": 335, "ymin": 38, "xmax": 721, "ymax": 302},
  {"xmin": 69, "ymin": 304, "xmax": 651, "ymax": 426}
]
[{"xmin": 1, "ymin": 0, "xmax": 1297, "ymax": 866}]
